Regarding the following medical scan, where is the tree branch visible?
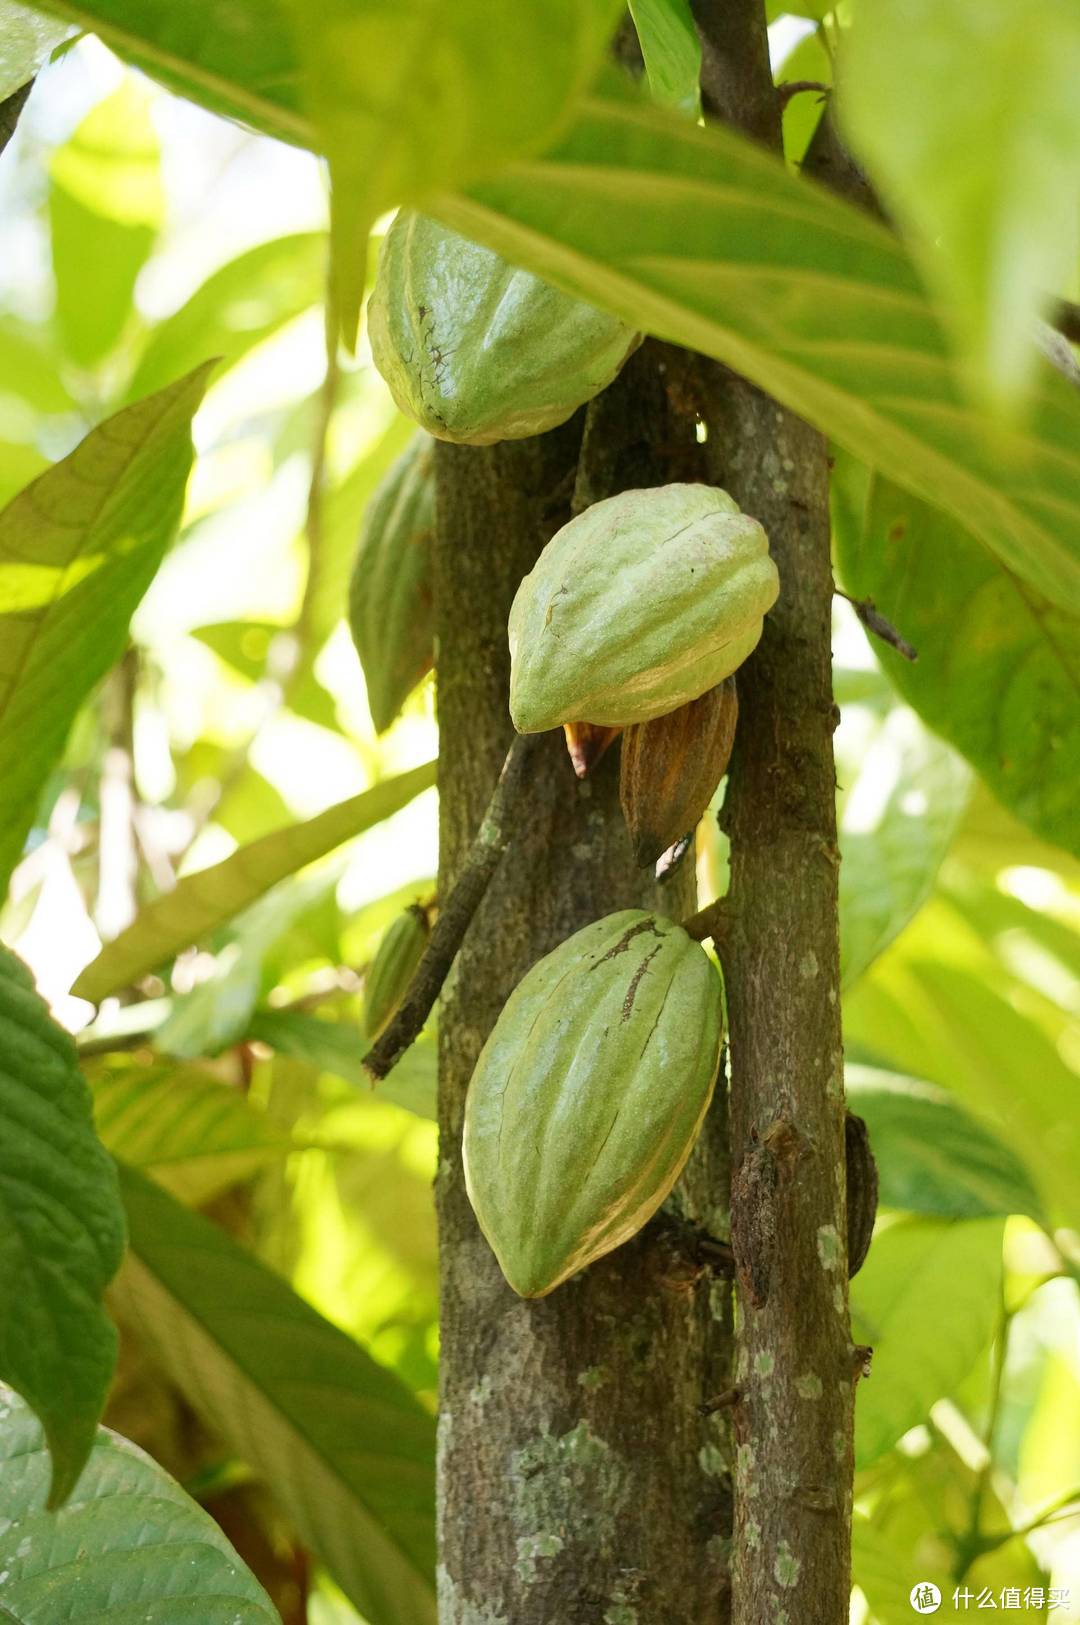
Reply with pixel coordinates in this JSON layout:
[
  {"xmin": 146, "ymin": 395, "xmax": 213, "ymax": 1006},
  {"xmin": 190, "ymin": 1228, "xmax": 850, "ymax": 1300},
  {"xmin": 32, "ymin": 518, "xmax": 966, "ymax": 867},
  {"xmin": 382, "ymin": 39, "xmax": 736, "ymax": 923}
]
[{"xmin": 363, "ymin": 730, "xmax": 541, "ymax": 1081}]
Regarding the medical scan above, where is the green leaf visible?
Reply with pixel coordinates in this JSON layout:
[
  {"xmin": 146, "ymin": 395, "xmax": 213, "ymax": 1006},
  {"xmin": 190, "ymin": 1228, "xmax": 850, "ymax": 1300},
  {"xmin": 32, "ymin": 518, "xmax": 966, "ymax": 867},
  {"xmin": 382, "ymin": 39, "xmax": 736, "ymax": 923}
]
[
  {"xmin": 774, "ymin": 26, "xmax": 831, "ymax": 167},
  {"xmin": 128, "ymin": 231, "xmax": 325, "ymax": 401},
  {"xmin": 0, "ymin": 316, "xmax": 75, "ymax": 412},
  {"xmin": 249, "ymin": 1007, "xmax": 437, "ymax": 1121},
  {"xmin": 281, "ymin": 0, "xmax": 623, "ymax": 343},
  {"xmin": 846, "ymin": 1064, "xmax": 1045, "ymax": 1223},
  {"xmin": 114, "ymin": 1162, "xmax": 437, "ymax": 1625},
  {"xmin": 74, "ymin": 759, "xmax": 436, "ymax": 1002},
  {"xmin": 0, "ymin": 1384, "xmax": 278, "ymax": 1622},
  {"xmin": 851, "ymin": 1516, "xmax": 916, "ymax": 1625},
  {"xmin": 49, "ymin": 79, "xmax": 163, "ymax": 368},
  {"xmin": 0, "ymin": 948, "xmax": 125, "ymax": 1507},
  {"xmin": 838, "ymin": 0, "xmax": 1080, "ymax": 413},
  {"xmin": 837, "ymin": 698, "xmax": 971, "ymax": 987},
  {"xmin": 89, "ymin": 1059, "xmax": 291, "ymax": 1202},
  {"xmin": 833, "ymin": 456, "xmax": 1080, "ymax": 858},
  {"xmin": 851, "ymin": 1216, "xmax": 1004, "ymax": 1467},
  {"xmin": 628, "ymin": 0, "xmax": 702, "ymax": 117},
  {"xmin": 36, "ymin": 0, "xmax": 311, "ymax": 147},
  {"xmin": 0, "ymin": 1, "xmax": 68, "ymax": 99},
  {"xmin": 435, "ymin": 85, "xmax": 1080, "ymax": 615},
  {"xmin": 0, "ymin": 363, "xmax": 212, "ymax": 896},
  {"xmin": 845, "ymin": 893, "xmax": 1080, "ymax": 1232}
]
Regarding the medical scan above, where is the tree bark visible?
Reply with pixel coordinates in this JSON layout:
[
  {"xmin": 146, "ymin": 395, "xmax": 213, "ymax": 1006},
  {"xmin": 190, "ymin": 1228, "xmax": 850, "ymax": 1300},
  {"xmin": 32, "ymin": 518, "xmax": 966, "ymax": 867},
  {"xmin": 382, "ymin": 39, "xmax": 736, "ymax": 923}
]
[
  {"xmin": 691, "ymin": 4, "xmax": 855, "ymax": 1621},
  {"xmin": 433, "ymin": 346, "xmax": 735, "ymax": 1624}
]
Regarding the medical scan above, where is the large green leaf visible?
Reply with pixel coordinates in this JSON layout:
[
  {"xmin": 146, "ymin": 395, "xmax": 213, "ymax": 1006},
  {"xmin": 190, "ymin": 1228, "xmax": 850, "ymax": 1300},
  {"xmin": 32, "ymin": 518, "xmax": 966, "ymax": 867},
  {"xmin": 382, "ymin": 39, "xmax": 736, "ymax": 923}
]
[
  {"xmin": 128, "ymin": 231, "xmax": 325, "ymax": 401},
  {"xmin": 833, "ymin": 455, "xmax": 1080, "ymax": 857},
  {"xmin": 0, "ymin": 948, "xmax": 125, "ymax": 1506},
  {"xmin": 0, "ymin": 363, "xmax": 212, "ymax": 896},
  {"xmin": 114, "ymin": 1163, "xmax": 436, "ymax": 1625},
  {"xmin": 31, "ymin": 14, "xmax": 1080, "ymax": 612},
  {"xmin": 846, "ymin": 1065, "xmax": 1045, "ymax": 1224},
  {"xmin": 73, "ymin": 759, "xmax": 436, "ymax": 1002},
  {"xmin": 433, "ymin": 86, "xmax": 1080, "ymax": 615},
  {"xmin": 282, "ymin": 0, "xmax": 623, "ymax": 341},
  {"xmin": 90, "ymin": 1059, "xmax": 290, "ymax": 1203},
  {"xmin": 249, "ymin": 1007, "xmax": 437, "ymax": 1121},
  {"xmin": 0, "ymin": 1384, "xmax": 278, "ymax": 1622},
  {"xmin": 628, "ymin": 0, "xmax": 701, "ymax": 116},
  {"xmin": 851, "ymin": 1216, "xmax": 1004, "ymax": 1467},
  {"xmin": 837, "ymin": 694, "xmax": 971, "ymax": 987},
  {"xmin": 49, "ymin": 79, "xmax": 164, "ymax": 368},
  {"xmin": 839, "ymin": 0, "xmax": 1080, "ymax": 413}
]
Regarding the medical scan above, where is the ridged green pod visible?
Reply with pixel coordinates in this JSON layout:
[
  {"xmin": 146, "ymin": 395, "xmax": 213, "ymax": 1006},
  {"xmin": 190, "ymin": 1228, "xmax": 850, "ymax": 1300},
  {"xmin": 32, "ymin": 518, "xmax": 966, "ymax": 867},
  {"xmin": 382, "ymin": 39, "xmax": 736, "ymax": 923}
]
[
  {"xmin": 509, "ymin": 484, "xmax": 778, "ymax": 731},
  {"xmin": 348, "ymin": 434, "xmax": 434, "ymax": 734},
  {"xmin": 363, "ymin": 905, "xmax": 430, "ymax": 1040},
  {"xmin": 463, "ymin": 910, "xmax": 723, "ymax": 1298},
  {"xmin": 369, "ymin": 211, "xmax": 640, "ymax": 445}
]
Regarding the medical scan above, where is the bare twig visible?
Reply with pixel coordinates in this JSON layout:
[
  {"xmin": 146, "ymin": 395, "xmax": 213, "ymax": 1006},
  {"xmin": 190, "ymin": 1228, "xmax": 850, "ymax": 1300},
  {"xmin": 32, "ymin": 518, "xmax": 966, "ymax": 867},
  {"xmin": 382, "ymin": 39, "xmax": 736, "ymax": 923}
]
[
  {"xmin": 777, "ymin": 79, "xmax": 829, "ymax": 111},
  {"xmin": 836, "ymin": 588, "xmax": 918, "ymax": 662},
  {"xmin": 364, "ymin": 732, "xmax": 541, "ymax": 1081}
]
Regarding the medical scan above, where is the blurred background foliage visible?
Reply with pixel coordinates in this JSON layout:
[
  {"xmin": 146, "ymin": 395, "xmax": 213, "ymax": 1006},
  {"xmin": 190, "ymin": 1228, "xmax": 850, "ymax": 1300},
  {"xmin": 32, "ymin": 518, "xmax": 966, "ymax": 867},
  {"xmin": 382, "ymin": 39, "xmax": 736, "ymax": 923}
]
[{"xmin": 0, "ymin": 17, "xmax": 1077, "ymax": 1624}]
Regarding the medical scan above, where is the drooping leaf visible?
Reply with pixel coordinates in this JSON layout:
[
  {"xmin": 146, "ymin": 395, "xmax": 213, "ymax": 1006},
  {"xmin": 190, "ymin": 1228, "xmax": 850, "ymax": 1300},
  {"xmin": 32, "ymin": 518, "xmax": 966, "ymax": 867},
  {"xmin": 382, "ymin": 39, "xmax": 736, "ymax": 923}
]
[
  {"xmin": 846, "ymin": 1065, "xmax": 1045, "ymax": 1224},
  {"xmin": 0, "ymin": 947, "xmax": 126, "ymax": 1506},
  {"xmin": 0, "ymin": 1384, "xmax": 278, "ymax": 1622},
  {"xmin": 628, "ymin": 0, "xmax": 702, "ymax": 117},
  {"xmin": 114, "ymin": 1162, "xmax": 437, "ymax": 1625},
  {"xmin": 49, "ymin": 79, "xmax": 164, "ymax": 367},
  {"xmin": 73, "ymin": 759, "xmax": 436, "ymax": 1002},
  {"xmin": 851, "ymin": 1216, "xmax": 1004, "ymax": 1467},
  {"xmin": 89, "ymin": 1058, "xmax": 291, "ymax": 1203},
  {"xmin": 0, "ymin": 363, "xmax": 212, "ymax": 896},
  {"xmin": 837, "ymin": 697, "xmax": 971, "ymax": 987},
  {"xmin": 434, "ymin": 85, "xmax": 1080, "ymax": 615},
  {"xmin": 128, "ymin": 231, "xmax": 325, "ymax": 400},
  {"xmin": 281, "ymin": 0, "xmax": 624, "ymax": 343},
  {"xmin": 249, "ymin": 1007, "xmax": 437, "ymax": 1121},
  {"xmin": 833, "ymin": 455, "xmax": 1080, "ymax": 858},
  {"xmin": 0, "ymin": 1, "xmax": 68, "ymax": 101},
  {"xmin": 839, "ymin": 0, "xmax": 1080, "ymax": 413}
]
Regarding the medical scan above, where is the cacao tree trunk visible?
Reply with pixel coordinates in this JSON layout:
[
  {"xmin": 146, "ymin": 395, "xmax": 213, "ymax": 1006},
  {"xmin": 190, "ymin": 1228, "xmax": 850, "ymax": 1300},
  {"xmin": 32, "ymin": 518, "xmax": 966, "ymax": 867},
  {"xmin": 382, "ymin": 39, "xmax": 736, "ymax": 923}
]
[
  {"xmin": 433, "ymin": 349, "xmax": 736, "ymax": 1624},
  {"xmin": 692, "ymin": 3, "xmax": 856, "ymax": 1620}
]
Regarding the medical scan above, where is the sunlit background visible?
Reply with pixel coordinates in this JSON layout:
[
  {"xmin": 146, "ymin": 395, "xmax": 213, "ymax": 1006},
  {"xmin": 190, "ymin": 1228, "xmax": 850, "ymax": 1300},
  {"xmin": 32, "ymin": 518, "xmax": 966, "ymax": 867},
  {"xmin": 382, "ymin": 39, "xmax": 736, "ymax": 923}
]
[{"xmin": 1, "ymin": 20, "xmax": 1078, "ymax": 1623}]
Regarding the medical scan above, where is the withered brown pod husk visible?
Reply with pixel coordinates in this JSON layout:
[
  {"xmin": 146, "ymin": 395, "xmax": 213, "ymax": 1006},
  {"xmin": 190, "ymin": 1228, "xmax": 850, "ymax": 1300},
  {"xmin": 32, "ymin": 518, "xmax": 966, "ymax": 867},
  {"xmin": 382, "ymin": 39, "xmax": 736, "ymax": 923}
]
[{"xmin": 619, "ymin": 677, "xmax": 738, "ymax": 868}]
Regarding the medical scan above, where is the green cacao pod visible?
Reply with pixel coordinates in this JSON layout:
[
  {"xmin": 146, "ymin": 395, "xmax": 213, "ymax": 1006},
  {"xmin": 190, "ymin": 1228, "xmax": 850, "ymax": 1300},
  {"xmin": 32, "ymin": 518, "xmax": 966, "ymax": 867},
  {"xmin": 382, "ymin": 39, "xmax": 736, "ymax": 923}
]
[
  {"xmin": 364, "ymin": 904, "xmax": 430, "ymax": 1040},
  {"xmin": 620, "ymin": 676, "xmax": 739, "ymax": 867},
  {"xmin": 463, "ymin": 910, "xmax": 723, "ymax": 1298},
  {"xmin": 508, "ymin": 484, "xmax": 778, "ymax": 732},
  {"xmin": 369, "ymin": 211, "xmax": 640, "ymax": 445},
  {"xmin": 348, "ymin": 434, "xmax": 435, "ymax": 734}
]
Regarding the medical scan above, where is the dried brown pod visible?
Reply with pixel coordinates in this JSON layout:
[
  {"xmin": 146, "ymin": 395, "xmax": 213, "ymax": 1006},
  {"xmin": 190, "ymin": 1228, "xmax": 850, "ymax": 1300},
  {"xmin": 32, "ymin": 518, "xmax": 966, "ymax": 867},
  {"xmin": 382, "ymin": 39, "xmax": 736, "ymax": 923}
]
[
  {"xmin": 619, "ymin": 677, "xmax": 738, "ymax": 867},
  {"xmin": 562, "ymin": 720, "xmax": 621, "ymax": 779}
]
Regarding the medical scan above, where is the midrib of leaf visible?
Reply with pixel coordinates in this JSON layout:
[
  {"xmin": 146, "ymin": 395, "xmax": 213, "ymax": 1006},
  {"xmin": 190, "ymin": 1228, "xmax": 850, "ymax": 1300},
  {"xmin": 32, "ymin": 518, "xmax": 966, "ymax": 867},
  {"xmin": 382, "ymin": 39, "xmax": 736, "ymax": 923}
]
[{"xmin": 35, "ymin": 3, "xmax": 312, "ymax": 147}]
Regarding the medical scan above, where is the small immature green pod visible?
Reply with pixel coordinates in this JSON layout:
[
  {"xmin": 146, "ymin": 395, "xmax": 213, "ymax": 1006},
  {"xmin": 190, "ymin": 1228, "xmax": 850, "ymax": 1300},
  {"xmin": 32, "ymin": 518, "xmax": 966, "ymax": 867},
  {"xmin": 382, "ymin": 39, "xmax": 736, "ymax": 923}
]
[
  {"xmin": 363, "ymin": 904, "xmax": 431, "ymax": 1040},
  {"xmin": 348, "ymin": 434, "xmax": 435, "ymax": 735}
]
